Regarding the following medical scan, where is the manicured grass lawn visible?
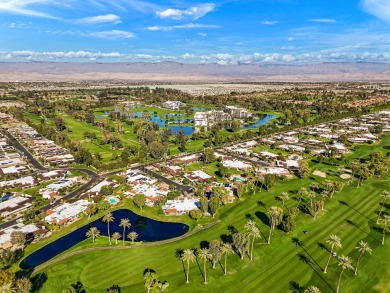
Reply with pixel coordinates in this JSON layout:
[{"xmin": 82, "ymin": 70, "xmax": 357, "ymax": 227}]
[{"xmin": 34, "ymin": 171, "xmax": 390, "ymax": 293}]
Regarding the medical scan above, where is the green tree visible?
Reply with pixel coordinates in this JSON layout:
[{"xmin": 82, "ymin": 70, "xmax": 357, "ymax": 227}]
[
  {"xmin": 203, "ymin": 148, "xmax": 216, "ymax": 163},
  {"xmin": 354, "ymin": 240, "xmax": 372, "ymax": 275},
  {"xmin": 376, "ymin": 190, "xmax": 389, "ymax": 224},
  {"xmin": 231, "ymin": 119, "xmax": 241, "ymax": 132},
  {"xmin": 112, "ymin": 232, "xmax": 121, "ymax": 245},
  {"xmin": 297, "ymin": 160, "xmax": 310, "ymax": 178},
  {"xmin": 127, "ymin": 231, "xmax": 138, "ymax": 244},
  {"xmin": 85, "ymin": 204, "xmax": 97, "ymax": 219},
  {"xmin": 189, "ymin": 209, "xmax": 202, "ymax": 221},
  {"xmin": 209, "ymin": 196, "xmax": 220, "ymax": 217},
  {"xmin": 245, "ymin": 220, "xmax": 260, "ymax": 261},
  {"xmin": 86, "ymin": 227, "xmax": 100, "ymax": 242},
  {"xmin": 149, "ymin": 141, "xmax": 167, "ymax": 159},
  {"xmin": 119, "ymin": 218, "xmax": 131, "ymax": 246},
  {"xmin": 10, "ymin": 231, "xmax": 26, "ymax": 251},
  {"xmin": 0, "ymin": 269, "xmax": 16, "ymax": 292},
  {"xmin": 268, "ymin": 206, "xmax": 283, "ymax": 244},
  {"xmin": 101, "ymin": 185, "xmax": 114, "ymax": 196},
  {"xmin": 278, "ymin": 192, "xmax": 290, "ymax": 211},
  {"xmin": 198, "ymin": 248, "xmax": 212, "ymax": 284},
  {"xmin": 182, "ymin": 249, "xmax": 196, "ymax": 284},
  {"xmin": 232, "ymin": 232, "xmax": 249, "ymax": 260},
  {"xmin": 199, "ymin": 196, "xmax": 208, "ymax": 216},
  {"xmin": 15, "ymin": 277, "xmax": 32, "ymax": 293},
  {"xmin": 221, "ymin": 242, "xmax": 233, "ymax": 275},
  {"xmin": 133, "ymin": 194, "xmax": 146, "ymax": 210},
  {"xmin": 209, "ymin": 240, "xmax": 222, "ymax": 269},
  {"xmin": 143, "ymin": 269, "xmax": 158, "ymax": 293},
  {"xmin": 336, "ymin": 255, "xmax": 353, "ymax": 293},
  {"xmin": 381, "ymin": 215, "xmax": 390, "ymax": 245},
  {"xmin": 102, "ymin": 213, "xmax": 115, "ymax": 245},
  {"xmin": 213, "ymin": 186, "xmax": 230, "ymax": 205},
  {"xmin": 324, "ymin": 234, "xmax": 342, "ymax": 273}
]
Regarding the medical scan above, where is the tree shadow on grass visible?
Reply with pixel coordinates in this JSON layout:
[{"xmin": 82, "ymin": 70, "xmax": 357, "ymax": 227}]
[
  {"xmin": 292, "ymin": 237, "xmax": 322, "ymax": 271},
  {"xmin": 346, "ymin": 219, "xmax": 381, "ymax": 243},
  {"xmin": 255, "ymin": 211, "xmax": 269, "ymax": 226},
  {"xmin": 245, "ymin": 213, "xmax": 255, "ymax": 220},
  {"xmin": 289, "ymin": 281, "xmax": 305, "ymax": 293},
  {"xmin": 257, "ymin": 200, "xmax": 267, "ymax": 211},
  {"xmin": 339, "ymin": 200, "xmax": 374, "ymax": 222},
  {"xmin": 227, "ymin": 225, "xmax": 238, "ymax": 234},
  {"xmin": 174, "ymin": 248, "xmax": 187, "ymax": 281},
  {"xmin": 297, "ymin": 253, "xmax": 335, "ymax": 293},
  {"xmin": 31, "ymin": 272, "xmax": 48, "ymax": 293}
]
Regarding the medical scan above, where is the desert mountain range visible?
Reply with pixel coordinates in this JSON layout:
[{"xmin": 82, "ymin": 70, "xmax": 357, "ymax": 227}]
[{"xmin": 0, "ymin": 62, "xmax": 389, "ymax": 82}]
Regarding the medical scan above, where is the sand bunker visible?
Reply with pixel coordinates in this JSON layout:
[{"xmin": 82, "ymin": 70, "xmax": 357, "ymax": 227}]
[
  {"xmin": 340, "ymin": 174, "xmax": 351, "ymax": 179},
  {"xmin": 313, "ymin": 170, "xmax": 327, "ymax": 178}
]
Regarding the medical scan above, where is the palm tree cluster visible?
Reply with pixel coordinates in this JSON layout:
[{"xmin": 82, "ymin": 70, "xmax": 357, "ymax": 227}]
[
  {"xmin": 86, "ymin": 216, "xmax": 139, "ymax": 246},
  {"xmin": 320, "ymin": 235, "xmax": 373, "ymax": 293}
]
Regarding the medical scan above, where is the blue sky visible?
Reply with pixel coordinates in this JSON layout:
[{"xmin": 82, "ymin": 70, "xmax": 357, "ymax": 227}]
[{"xmin": 0, "ymin": 0, "xmax": 389, "ymax": 64}]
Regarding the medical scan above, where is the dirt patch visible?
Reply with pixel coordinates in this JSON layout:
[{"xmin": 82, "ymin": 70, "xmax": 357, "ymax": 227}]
[
  {"xmin": 313, "ymin": 170, "xmax": 327, "ymax": 178},
  {"xmin": 340, "ymin": 174, "xmax": 351, "ymax": 179}
]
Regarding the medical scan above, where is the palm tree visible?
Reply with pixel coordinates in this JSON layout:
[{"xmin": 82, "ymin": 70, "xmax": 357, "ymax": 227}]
[
  {"xmin": 182, "ymin": 249, "xmax": 196, "ymax": 284},
  {"xmin": 304, "ymin": 286, "xmax": 321, "ymax": 293},
  {"xmin": 221, "ymin": 243, "xmax": 233, "ymax": 275},
  {"xmin": 86, "ymin": 227, "xmax": 100, "ymax": 242},
  {"xmin": 119, "ymin": 218, "xmax": 131, "ymax": 245},
  {"xmin": 279, "ymin": 192, "xmax": 290, "ymax": 211},
  {"xmin": 245, "ymin": 220, "xmax": 260, "ymax": 261},
  {"xmin": 268, "ymin": 206, "xmax": 283, "ymax": 244},
  {"xmin": 324, "ymin": 234, "xmax": 342, "ymax": 273},
  {"xmin": 127, "ymin": 231, "xmax": 138, "ymax": 244},
  {"xmin": 102, "ymin": 212, "xmax": 115, "ymax": 245},
  {"xmin": 336, "ymin": 255, "xmax": 353, "ymax": 293},
  {"xmin": 354, "ymin": 240, "xmax": 372, "ymax": 275},
  {"xmin": 143, "ymin": 269, "xmax": 158, "ymax": 293},
  {"xmin": 381, "ymin": 214, "xmax": 390, "ymax": 245},
  {"xmin": 297, "ymin": 187, "xmax": 308, "ymax": 207},
  {"xmin": 110, "ymin": 232, "xmax": 120, "ymax": 245},
  {"xmin": 376, "ymin": 191, "xmax": 389, "ymax": 224},
  {"xmin": 198, "ymin": 248, "xmax": 212, "ymax": 284}
]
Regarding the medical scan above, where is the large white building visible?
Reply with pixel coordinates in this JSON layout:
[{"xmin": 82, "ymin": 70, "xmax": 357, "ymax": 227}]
[
  {"xmin": 194, "ymin": 110, "xmax": 231, "ymax": 127},
  {"xmin": 224, "ymin": 106, "xmax": 252, "ymax": 119},
  {"xmin": 163, "ymin": 101, "xmax": 186, "ymax": 110}
]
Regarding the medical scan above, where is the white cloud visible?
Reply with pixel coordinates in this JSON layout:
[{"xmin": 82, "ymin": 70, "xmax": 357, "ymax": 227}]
[
  {"xmin": 288, "ymin": 37, "xmax": 294, "ymax": 41},
  {"xmin": 0, "ymin": 0, "xmax": 59, "ymax": 18},
  {"xmin": 87, "ymin": 30, "xmax": 135, "ymax": 39},
  {"xmin": 308, "ymin": 18, "xmax": 337, "ymax": 23},
  {"xmin": 361, "ymin": 0, "xmax": 390, "ymax": 22},
  {"xmin": 76, "ymin": 14, "xmax": 121, "ymax": 24},
  {"xmin": 147, "ymin": 23, "xmax": 220, "ymax": 31},
  {"xmin": 261, "ymin": 20, "xmax": 278, "ymax": 25},
  {"xmin": 8, "ymin": 50, "xmax": 123, "ymax": 60},
  {"xmin": 156, "ymin": 3, "xmax": 215, "ymax": 20},
  {"xmin": 198, "ymin": 32, "xmax": 207, "ymax": 37}
]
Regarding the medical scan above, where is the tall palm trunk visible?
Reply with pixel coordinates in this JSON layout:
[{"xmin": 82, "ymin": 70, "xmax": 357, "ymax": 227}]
[
  {"xmin": 250, "ymin": 236, "xmax": 254, "ymax": 261},
  {"xmin": 186, "ymin": 261, "xmax": 190, "ymax": 283},
  {"xmin": 268, "ymin": 227, "xmax": 273, "ymax": 244},
  {"xmin": 203, "ymin": 259, "xmax": 207, "ymax": 284},
  {"xmin": 122, "ymin": 227, "xmax": 125, "ymax": 246},
  {"xmin": 224, "ymin": 254, "xmax": 228, "ymax": 275},
  {"xmin": 336, "ymin": 268, "xmax": 345, "ymax": 293},
  {"xmin": 354, "ymin": 252, "xmax": 363, "ymax": 275},
  {"xmin": 377, "ymin": 203, "xmax": 385, "ymax": 224},
  {"xmin": 107, "ymin": 223, "xmax": 111, "ymax": 245},
  {"xmin": 382, "ymin": 221, "xmax": 388, "ymax": 245},
  {"xmin": 323, "ymin": 246, "xmax": 334, "ymax": 273}
]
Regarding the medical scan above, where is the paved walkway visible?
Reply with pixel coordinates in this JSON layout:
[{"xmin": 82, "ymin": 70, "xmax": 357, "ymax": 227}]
[{"xmin": 32, "ymin": 220, "xmax": 220, "ymax": 273}]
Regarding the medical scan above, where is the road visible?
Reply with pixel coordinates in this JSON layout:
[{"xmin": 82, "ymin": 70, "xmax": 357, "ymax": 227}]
[
  {"xmin": 139, "ymin": 165, "xmax": 193, "ymax": 192},
  {"xmin": 5, "ymin": 132, "xmax": 46, "ymax": 171},
  {"xmin": 215, "ymin": 149, "xmax": 270, "ymax": 167}
]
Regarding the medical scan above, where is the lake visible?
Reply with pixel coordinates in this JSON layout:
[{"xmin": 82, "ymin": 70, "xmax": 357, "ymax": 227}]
[{"xmin": 20, "ymin": 209, "xmax": 189, "ymax": 269}]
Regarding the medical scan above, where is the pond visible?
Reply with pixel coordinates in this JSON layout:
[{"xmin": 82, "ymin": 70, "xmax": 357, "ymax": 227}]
[
  {"xmin": 242, "ymin": 114, "xmax": 276, "ymax": 129},
  {"xmin": 20, "ymin": 209, "xmax": 189, "ymax": 269}
]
